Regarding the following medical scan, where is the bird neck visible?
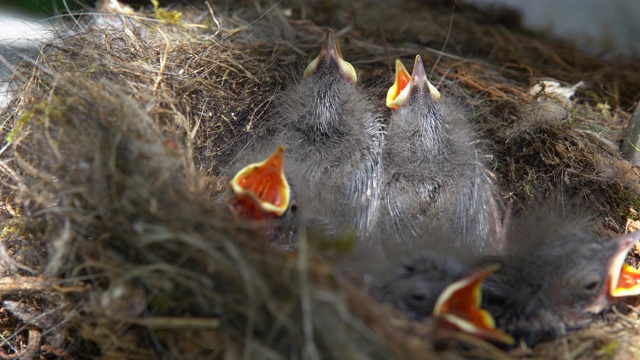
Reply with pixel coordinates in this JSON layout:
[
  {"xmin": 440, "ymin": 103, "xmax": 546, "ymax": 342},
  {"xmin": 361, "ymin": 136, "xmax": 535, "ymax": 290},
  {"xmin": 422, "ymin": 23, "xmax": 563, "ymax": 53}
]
[
  {"xmin": 419, "ymin": 110, "xmax": 450, "ymax": 157},
  {"xmin": 303, "ymin": 75, "xmax": 354, "ymax": 136},
  {"xmin": 402, "ymin": 99, "xmax": 452, "ymax": 162}
]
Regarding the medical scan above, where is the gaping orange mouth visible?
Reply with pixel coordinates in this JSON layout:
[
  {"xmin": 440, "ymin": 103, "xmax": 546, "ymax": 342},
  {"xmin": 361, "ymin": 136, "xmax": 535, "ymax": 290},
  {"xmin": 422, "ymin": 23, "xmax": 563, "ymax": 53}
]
[
  {"xmin": 386, "ymin": 55, "xmax": 441, "ymax": 110},
  {"xmin": 230, "ymin": 146, "xmax": 290, "ymax": 218},
  {"xmin": 608, "ymin": 231, "xmax": 640, "ymax": 298},
  {"xmin": 433, "ymin": 264, "xmax": 514, "ymax": 345}
]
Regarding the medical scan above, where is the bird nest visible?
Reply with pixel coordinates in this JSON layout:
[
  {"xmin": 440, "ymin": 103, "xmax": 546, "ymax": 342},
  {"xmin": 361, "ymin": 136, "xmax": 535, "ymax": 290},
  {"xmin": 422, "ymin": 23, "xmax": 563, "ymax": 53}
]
[{"xmin": 0, "ymin": 1, "xmax": 639, "ymax": 359}]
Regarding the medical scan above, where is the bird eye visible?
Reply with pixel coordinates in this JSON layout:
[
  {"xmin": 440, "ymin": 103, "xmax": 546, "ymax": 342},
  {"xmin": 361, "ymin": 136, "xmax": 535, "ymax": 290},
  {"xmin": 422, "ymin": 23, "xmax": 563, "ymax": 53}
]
[
  {"xmin": 289, "ymin": 203, "xmax": 298, "ymax": 214},
  {"xmin": 405, "ymin": 289, "xmax": 430, "ymax": 311},
  {"xmin": 584, "ymin": 280, "xmax": 600, "ymax": 292},
  {"xmin": 579, "ymin": 271, "xmax": 602, "ymax": 293},
  {"xmin": 399, "ymin": 265, "xmax": 415, "ymax": 276},
  {"xmin": 411, "ymin": 292, "xmax": 426, "ymax": 303}
]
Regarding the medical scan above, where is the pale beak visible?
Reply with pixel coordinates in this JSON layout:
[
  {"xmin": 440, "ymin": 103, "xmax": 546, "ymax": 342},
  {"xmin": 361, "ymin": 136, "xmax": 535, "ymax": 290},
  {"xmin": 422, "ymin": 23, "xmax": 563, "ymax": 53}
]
[
  {"xmin": 303, "ymin": 29, "xmax": 357, "ymax": 84},
  {"xmin": 386, "ymin": 59, "xmax": 411, "ymax": 110},
  {"xmin": 386, "ymin": 55, "xmax": 441, "ymax": 110}
]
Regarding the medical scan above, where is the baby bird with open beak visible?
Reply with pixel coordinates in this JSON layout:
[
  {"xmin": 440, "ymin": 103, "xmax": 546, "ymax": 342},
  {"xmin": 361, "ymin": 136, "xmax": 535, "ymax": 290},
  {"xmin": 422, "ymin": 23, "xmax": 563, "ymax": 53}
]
[
  {"xmin": 480, "ymin": 206, "xmax": 640, "ymax": 346},
  {"xmin": 373, "ymin": 250, "xmax": 514, "ymax": 345},
  {"xmin": 227, "ymin": 146, "xmax": 298, "ymax": 244},
  {"xmin": 269, "ymin": 30, "xmax": 383, "ymax": 238},
  {"xmin": 381, "ymin": 56, "xmax": 500, "ymax": 253}
]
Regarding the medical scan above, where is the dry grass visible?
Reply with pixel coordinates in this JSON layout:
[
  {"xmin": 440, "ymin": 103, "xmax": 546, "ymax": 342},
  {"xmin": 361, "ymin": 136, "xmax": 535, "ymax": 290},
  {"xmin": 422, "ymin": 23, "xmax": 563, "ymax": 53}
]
[{"xmin": 0, "ymin": 0, "xmax": 638, "ymax": 358}]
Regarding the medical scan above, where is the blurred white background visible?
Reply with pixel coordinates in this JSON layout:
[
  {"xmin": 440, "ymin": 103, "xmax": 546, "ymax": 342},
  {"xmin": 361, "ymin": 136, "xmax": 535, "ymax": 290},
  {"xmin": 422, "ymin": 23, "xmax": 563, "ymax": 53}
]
[{"xmin": 465, "ymin": 0, "xmax": 640, "ymax": 57}]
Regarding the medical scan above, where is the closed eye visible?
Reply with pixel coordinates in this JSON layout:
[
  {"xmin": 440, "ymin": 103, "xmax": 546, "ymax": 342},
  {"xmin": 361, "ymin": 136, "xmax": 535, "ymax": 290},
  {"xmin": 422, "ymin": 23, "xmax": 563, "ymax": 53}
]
[
  {"xmin": 584, "ymin": 280, "xmax": 600, "ymax": 292},
  {"xmin": 411, "ymin": 293, "xmax": 426, "ymax": 302},
  {"xmin": 399, "ymin": 265, "xmax": 415, "ymax": 277}
]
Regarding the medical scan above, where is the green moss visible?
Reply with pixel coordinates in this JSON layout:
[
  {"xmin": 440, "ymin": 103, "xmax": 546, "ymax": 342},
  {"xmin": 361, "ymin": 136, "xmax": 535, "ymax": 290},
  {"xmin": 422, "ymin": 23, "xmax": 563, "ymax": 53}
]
[
  {"xmin": 597, "ymin": 102, "xmax": 612, "ymax": 119},
  {"xmin": 596, "ymin": 339, "xmax": 619, "ymax": 357},
  {"xmin": 151, "ymin": 0, "xmax": 183, "ymax": 25},
  {"xmin": 567, "ymin": 104, "xmax": 578, "ymax": 125},
  {"xmin": 1, "ymin": 217, "xmax": 36, "ymax": 240},
  {"xmin": 6, "ymin": 100, "xmax": 63, "ymax": 143},
  {"xmin": 5, "ymin": 110, "xmax": 33, "ymax": 143},
  {"xmin": 312, "ymin": 233, "xmax": 357, "ymax": 256},
  {"xmin": 148, "ymin": 292, "xmax": 171, "ymax": 312},
  {"xmin": 610, "ymin": 187, "xmax": 640, "ymax": 221}
]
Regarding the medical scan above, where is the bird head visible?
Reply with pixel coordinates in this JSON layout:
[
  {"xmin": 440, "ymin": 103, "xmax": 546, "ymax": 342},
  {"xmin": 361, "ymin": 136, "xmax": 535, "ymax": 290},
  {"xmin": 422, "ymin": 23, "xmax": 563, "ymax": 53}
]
[
  {"xmin": 229, "ymin": 146, "xmax": 291, "ymax": 220},
  {"xmin": 374, "ymin": 254, "xmax": 513, "ymax": 345},
  {"xmin": 303, "ymin": 29, "xmax": 357, "ymax": 84},
  {"xmin": 528, "ymin": 229, "xmax": 640, "ymax": 317},
  {"xmin": 375, "ymin": 256, "xmax": 461, "ymax": 320},
  {"xmin": 481, "ymin": 203, "xmax": 640, "ymax": 345},
  {"xmin": 386, "ymin": 55, "xmax": 441, "ymax": 110},
  {"xmin": 433, "ymin": 264, "xmax": 515, "ymax": 345}
]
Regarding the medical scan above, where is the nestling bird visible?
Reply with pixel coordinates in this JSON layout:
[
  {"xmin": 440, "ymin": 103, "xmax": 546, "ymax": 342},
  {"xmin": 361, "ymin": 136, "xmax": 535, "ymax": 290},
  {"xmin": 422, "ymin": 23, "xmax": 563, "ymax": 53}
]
[
  {"xmin": 227, "ymin": 145, "xmax": 298, "ymax": 243},
  {"xmin": 479, "ymin": 206, "xmax": 640, "ymax": 346},
  {"xmin": 265, "ymin": 29, "xmax": 383, "ymax": 238},
  {"xmin": 227, "ymin": 145, "xmax": 343, "ymax": 247},
  {"xmin": 373, "ymin": 250, "xmax": 513, "ymax": 345},
  {"xmin": 381, "ymin": 55, "xmax": 500, "ymax": 253}
]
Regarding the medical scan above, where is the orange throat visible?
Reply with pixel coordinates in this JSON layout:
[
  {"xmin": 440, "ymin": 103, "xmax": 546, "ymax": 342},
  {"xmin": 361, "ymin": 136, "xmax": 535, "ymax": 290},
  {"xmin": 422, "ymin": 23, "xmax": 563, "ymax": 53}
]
[{"xmin": 230, "ymin": 146, "xmax": 290, "ymax": 219}]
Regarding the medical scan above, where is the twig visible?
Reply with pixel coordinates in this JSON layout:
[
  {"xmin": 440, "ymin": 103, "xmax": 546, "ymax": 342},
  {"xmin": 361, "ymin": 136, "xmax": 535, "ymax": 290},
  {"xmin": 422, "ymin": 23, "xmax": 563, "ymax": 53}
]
[
  {"xmin": 0, "ymin": 328, "xmax": 41, "ymax": 360},
  {"xmin": 0, "ymin": 277, "xmax": 89, "ymax": 295},
  {"xmin": 205, "ymin": 1, "xmax": 221, "ymax": 37},
  {"xmin": 117, "ymin": 316, "xmax": 221, "ymax": 329},
  {"xmin": 153, "ymin": 27, "xmax": 171, "ymax": 93},
  {"xmin": 297, "ymin": 229, "xmax": 319, "ymax": 360}
]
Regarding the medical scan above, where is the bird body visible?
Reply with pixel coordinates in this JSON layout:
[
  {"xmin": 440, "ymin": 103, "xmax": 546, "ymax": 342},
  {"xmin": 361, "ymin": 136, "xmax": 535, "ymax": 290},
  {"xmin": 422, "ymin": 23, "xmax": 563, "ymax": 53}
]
[
  {"xmin": 266, "ymin": 30, "xmax": 383, "ymax": 237},
  {"xmin": 381, "ymin": 56, "xmax": 498, "ymax": 253}
]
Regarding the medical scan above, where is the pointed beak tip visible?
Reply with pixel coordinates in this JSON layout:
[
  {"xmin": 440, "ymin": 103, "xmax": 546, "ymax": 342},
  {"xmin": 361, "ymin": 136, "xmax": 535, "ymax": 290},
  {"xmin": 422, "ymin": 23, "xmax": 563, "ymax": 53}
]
[
  {"xmin": 325, "ymin": 28, "xmax": 334, "ymax": 43},
  {"xmin": 272, "ymin": 146, "xmax": 286, "ymax": 164},
  {"xmin": 414, "ymin": 54, "xmax": 424, "ymax": 67},
  {"xmin": 623, "ymin": 231, "xmax": 640, "ymax": 248},
  {"xmin": 406, "ymin": 54, "xmax": 441, "ymax": 101},
  {"xmin": 410, "ymin": 55, "xmax": 426, "ymax": 83},
  {"xmin": 322, "ymin": 30, "xmax": 338, "ymax": 55},
  {"xmin": 305, "ymin": 29, "xmax": 357, "ymax": 83}
]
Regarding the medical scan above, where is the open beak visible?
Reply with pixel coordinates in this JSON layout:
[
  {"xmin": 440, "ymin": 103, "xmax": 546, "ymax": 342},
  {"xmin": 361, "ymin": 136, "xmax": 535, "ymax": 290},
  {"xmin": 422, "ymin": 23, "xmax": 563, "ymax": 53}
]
[
  {"xmin": 433, "ymin": 264, "xmax": 515, "ymax": 345},
  {"xmin": 386, "ymin": 59, "xmax": 411, "ymax": 110},
  {"xmin": 386, "ymin": 55, "xmax": 441, "ymax": 110},
  {"xmin": 303, "ymin": 29, "xmax": 357, "ymax": 84},
  {"xmin": 230, "ymin": 146, "xmax": 290, "ymax": 219},
  {"xmin": 608, "ymin": 231, "xmax": 640, "ymax": 298}
]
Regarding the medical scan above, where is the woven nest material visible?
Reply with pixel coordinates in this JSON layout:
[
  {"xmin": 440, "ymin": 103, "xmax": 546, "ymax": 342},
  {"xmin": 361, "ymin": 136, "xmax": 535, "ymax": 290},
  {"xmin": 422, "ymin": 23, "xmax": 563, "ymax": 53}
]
[{"xmin": 0, "ymin": 1, "xmax": 639, "ymax": 359}]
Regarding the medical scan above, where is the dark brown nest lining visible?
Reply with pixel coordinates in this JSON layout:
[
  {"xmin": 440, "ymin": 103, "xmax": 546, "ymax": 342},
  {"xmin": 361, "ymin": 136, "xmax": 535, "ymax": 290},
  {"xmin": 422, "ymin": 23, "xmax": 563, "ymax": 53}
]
[{"xmin": 0, "ymin": 1, "xmax": 639, "ymax": 359}]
